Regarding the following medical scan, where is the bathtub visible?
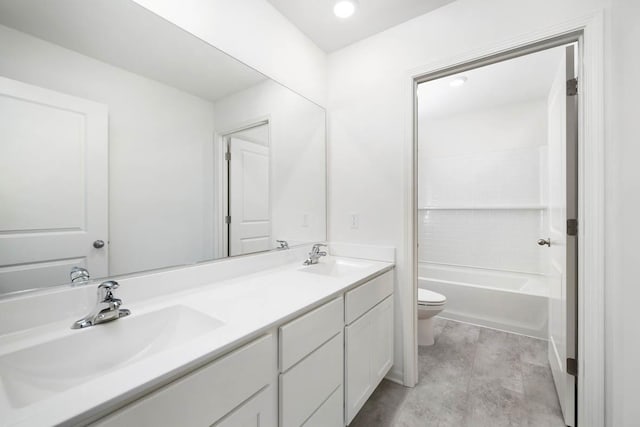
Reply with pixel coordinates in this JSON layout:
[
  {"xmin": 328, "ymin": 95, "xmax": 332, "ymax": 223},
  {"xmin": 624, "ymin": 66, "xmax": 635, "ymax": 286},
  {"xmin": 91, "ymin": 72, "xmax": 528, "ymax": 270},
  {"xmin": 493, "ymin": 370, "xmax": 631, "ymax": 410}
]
[{"xmin": 418, "ymin": 263, "xmax": 548, "ymax": 338}]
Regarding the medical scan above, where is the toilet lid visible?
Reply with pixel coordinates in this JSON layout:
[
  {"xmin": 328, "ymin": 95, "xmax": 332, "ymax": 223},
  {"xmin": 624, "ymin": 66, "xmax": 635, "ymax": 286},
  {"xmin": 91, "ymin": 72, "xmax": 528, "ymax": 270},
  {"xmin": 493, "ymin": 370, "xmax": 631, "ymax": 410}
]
[{"xmin": 418, "ymin": 288, "xmax": 446, "ymax": 305}]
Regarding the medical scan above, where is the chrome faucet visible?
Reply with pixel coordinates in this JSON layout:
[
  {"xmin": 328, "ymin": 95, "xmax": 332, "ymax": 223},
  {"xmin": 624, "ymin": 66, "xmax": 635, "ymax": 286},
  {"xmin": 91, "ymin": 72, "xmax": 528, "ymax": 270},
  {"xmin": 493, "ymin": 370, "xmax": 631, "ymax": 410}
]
[
  {"xmin": 70, "ymin": 266, "xmax": 90, "ymax": 284},
  {"xmin": 303, "ymin": 243, "xmax": 327, "ymax": 265},
  {"xmin": 71, "ymin": 281, "xmax": 131, "ymax": 329},
  {"xmin": 276, "ymin": 240, "xmax": 290, "ymax": 250}
]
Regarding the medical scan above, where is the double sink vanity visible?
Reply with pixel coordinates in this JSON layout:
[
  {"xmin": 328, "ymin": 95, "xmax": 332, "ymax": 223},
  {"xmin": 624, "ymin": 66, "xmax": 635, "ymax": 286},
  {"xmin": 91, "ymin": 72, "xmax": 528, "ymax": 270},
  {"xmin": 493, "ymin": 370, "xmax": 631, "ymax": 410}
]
[{"xmin": 0, "ymin": 247, "xmax": 395, "ymax": 426}]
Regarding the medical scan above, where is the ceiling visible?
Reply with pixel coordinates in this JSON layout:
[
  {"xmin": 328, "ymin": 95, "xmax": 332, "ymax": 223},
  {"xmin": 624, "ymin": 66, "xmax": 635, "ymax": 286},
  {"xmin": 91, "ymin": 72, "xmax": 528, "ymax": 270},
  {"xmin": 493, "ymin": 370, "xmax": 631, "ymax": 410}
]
[
  {"xmin": 0, "ymin": 0, "xmax": 266, "ymax": 102},
  {"xmin": 418, "ymin": 45, "xmax": 567, "ymax": 119},
  {"xmin": 267, "ymin": 0, "xmax": 456, "ymax": 52}
]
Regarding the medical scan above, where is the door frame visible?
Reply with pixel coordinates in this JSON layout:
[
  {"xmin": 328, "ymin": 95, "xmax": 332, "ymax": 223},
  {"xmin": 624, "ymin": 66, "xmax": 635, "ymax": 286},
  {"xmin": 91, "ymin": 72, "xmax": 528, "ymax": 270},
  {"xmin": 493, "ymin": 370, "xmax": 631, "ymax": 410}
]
[{"xmin": 404, "ymin": 11, "xmax": 605, "ymax": 426}]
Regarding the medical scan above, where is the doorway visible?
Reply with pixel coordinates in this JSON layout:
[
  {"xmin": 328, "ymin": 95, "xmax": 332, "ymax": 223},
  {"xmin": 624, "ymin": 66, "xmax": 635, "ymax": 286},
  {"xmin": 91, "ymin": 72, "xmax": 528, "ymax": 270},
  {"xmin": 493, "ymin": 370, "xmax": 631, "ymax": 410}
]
[
  {"xmin": 414, "ymin": 42, "xmax": 579, "ymax": 425},
  {"xmin": 222, "ymin": 122, "xmax": 271, "ymax": 257}
]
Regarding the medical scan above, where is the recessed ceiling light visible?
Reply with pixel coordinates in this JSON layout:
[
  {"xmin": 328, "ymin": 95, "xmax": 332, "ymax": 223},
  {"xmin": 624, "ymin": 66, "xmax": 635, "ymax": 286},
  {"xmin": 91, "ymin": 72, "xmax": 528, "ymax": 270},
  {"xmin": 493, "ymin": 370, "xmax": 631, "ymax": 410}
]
[
  {"xmin": 334, "ymin": 0, "xmax": 358, "ymax": 18},
  {"xmin": 449, "ymin": 76, "xmax": 468, "ymax": 87}
]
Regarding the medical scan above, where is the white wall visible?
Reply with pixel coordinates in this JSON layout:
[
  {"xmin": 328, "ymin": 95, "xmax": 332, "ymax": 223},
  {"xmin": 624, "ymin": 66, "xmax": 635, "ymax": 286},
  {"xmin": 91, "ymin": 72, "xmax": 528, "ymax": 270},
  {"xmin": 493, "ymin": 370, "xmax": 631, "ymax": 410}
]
[
  {"xmin": 607, "ymin": 0, "xmax": 639, "ymax": 425},
  {"xmin": 131, "ymin": 0, "xmax": 327, "ymax": 107},
  {"xmin": 214, "ymin": 80, "xmax": 327, "ymax": 246},
  {"xmin": 418, "ymin": 100, "xmax": 547, "ymax": 273},
  {"xmin": 327, "ymin": 0, "xmax": 609, "ymax": 391},
  {"xmin": 0, "ymin": 25, "xmax": 217, "ymax": 276}
]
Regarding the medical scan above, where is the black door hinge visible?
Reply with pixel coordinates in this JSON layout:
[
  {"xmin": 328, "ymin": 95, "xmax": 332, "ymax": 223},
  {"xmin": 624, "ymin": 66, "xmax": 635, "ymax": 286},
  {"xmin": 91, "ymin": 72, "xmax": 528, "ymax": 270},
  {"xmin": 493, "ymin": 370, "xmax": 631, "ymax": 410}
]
[{"xmin": 567, "ymin": 78, "xmax": 578, "ymax": 96}]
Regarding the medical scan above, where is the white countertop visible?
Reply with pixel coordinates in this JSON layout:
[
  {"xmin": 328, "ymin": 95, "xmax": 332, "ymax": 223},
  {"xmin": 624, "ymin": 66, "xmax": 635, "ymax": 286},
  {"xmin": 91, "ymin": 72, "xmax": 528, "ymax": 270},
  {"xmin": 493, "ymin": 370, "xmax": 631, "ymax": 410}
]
[{"xmin": 0, "ymin": 256, "xmax": 393, "ymax": 426}]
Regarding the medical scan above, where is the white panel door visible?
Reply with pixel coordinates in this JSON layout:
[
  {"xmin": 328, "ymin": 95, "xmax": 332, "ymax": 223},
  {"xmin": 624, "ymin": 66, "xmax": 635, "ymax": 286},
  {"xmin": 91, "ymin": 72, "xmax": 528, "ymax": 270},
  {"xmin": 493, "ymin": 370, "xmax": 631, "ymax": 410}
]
[
  {"xmin": 0, "ymin": 76, "xmax": 108, "ymax": 294},
  {"xmin": 228, "ymin": 136, "xmax": 271, "ymax": 256},
  {"xmin": 546, "ymin": 45, "xmax": 577, "ymax": 427}
]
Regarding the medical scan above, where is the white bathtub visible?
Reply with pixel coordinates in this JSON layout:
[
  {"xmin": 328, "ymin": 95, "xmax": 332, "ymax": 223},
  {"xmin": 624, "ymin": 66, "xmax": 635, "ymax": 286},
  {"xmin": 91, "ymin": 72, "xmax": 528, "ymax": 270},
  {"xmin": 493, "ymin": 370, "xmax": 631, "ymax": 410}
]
[{"xmin": 418, "ymin": 263, "xmax": 548, "ymax": 338}]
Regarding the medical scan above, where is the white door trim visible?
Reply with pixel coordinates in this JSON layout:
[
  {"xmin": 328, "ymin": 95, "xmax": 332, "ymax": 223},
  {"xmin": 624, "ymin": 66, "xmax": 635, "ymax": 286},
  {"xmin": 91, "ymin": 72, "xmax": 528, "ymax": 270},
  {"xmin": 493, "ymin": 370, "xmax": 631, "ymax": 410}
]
[{"xmin": 403, "ymin": 11, "xmax": 605, "ymax": 426}]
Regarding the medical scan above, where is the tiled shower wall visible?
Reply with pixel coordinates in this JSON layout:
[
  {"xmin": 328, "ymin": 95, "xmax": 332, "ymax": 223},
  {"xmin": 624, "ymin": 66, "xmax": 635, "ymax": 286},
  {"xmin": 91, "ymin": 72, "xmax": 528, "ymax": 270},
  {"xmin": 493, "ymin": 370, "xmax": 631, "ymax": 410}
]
[
  {"xmin": 418, "ymin": 100, "xmax": 548, "ymax": 274},
  {"xmin": 418, "ymin": 209, "xmax": 545, "ymax": 273}
]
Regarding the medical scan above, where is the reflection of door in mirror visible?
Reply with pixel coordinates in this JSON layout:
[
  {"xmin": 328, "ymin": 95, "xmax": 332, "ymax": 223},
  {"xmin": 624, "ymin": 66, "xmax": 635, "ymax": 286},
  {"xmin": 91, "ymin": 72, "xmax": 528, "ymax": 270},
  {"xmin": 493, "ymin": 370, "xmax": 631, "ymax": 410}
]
[
  {"xmin": 0, "ymin": 76, "xmax": 108, "ymax": 295},
  {"xmin": 225, "ymin": 123, "xmax": 271, "ymax": 257}
]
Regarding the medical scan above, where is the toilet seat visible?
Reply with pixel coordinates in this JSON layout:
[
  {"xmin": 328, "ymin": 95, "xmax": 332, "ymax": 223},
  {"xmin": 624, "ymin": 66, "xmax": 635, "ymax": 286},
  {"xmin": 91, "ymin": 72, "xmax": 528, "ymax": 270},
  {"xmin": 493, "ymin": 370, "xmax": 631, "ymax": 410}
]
[{"xmin": 418, "ymin": 288, "xmax": 446, "ymax": 306}]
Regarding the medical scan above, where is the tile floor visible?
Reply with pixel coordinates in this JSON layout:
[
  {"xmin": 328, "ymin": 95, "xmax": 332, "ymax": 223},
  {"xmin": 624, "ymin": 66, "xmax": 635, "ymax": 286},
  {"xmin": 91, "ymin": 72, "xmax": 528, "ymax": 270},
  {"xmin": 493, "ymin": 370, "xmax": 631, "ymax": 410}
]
[{"xmin": 350, "ymin": 318, "xmax": 566, "ymax": 427}]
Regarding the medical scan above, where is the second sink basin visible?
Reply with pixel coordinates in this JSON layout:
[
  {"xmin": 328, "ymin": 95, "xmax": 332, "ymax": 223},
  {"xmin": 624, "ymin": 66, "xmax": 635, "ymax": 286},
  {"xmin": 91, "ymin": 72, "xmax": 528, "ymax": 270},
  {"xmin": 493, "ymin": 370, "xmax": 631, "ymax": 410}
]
[
  {"xmin": 299, "ymin": 258, "xmax": 372, "ymax": 278},
  {"xmin": 0, "ymin": 305, "xmax": 223, "ymax": 409}
]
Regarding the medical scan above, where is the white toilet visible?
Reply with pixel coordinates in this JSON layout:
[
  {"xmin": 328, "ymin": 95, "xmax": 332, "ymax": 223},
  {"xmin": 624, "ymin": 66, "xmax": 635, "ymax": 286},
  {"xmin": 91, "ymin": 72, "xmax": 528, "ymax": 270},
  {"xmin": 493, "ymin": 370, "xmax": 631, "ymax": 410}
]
[{"xmin": 418, "ymin": 288, "xmax": 447, "ymax": 346}]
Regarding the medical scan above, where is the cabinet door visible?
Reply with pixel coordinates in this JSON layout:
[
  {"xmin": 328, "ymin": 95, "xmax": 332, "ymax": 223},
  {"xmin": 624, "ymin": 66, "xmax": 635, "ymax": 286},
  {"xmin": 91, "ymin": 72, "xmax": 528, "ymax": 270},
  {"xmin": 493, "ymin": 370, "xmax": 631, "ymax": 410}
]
[
  {"xmin": 345, "ymin": 295, "xmax": 394, "ymax": 424},
  {"xmin": 215, "ymin": 385, "xmax": 276, "ymax": 427},
  {"xmin": 371, "ymin": 296, "xmax": 394, "ymax": 384},
  {"xmin": 345, "ymin": 308, "xmax": 374, "ymax": 424}
]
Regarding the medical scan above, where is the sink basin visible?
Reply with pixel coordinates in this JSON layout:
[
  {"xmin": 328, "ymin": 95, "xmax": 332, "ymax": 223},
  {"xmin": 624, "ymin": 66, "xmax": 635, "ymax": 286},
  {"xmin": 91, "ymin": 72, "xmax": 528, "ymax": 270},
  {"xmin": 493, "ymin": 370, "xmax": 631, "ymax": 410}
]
[
  {"xmin": 0, "ymin": 305, "xmax": 223, "ymax": 409},
  {"xmin": 299, "ymin": 258, "xmax": 372, "ymax": 277}
]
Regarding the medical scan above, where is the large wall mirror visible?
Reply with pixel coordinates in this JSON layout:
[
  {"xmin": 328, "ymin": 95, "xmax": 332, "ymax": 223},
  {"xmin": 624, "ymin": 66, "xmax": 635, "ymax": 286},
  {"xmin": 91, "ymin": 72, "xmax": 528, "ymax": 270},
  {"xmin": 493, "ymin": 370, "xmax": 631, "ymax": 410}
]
[{"xmin": 0, "ymin": 0, "xmax": 326, "ymax": 296}]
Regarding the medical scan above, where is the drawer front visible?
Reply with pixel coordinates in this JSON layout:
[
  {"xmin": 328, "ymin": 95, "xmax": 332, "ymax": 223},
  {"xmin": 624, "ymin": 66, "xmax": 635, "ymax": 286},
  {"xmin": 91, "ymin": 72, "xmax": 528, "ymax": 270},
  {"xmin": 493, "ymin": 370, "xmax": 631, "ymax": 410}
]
[
  {"xmin": 345, "ymin": 270, "xmax": 393, "ymax": 324},
  {"xmin": 279, "ymin": 296, "xmax": 343, "ymax": 372},
  {"xmin": 93, "ymin": 334, "xmax": 275, "ymax": 427},
  {"xmin": 279, "ymin": 331, "xmax": 343, "ymax": 427},
  {"xmin": 302, "ymin": 385, "xmax": 343, "ymax": 427},
  {"xmin": 214, "ymin": 385, "xmax": 276, "ymax": 427}
]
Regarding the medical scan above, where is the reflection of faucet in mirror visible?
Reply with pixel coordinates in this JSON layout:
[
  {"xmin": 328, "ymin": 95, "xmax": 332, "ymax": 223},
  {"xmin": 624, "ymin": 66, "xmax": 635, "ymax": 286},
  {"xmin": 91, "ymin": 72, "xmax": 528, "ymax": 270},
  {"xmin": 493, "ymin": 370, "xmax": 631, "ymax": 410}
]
[
  {"xmin": 303, "ymin": 244, "xmax": 328, "ymax": 265},
  {"xmin": 71, "ymin": 281, "xmax": 130, "ymax": 329},
  {"xmin": 70, "ymin": 267, "xmax": 90, "ymax": 284},
  {"xmin": 276, "ymin": 240, "xmax": 289, "ymax": 250}
]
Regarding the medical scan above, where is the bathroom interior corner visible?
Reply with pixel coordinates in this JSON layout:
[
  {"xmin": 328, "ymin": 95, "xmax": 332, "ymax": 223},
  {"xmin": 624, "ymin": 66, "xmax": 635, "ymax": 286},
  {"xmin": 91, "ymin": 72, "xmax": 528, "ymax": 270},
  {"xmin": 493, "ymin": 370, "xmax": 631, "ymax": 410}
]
[{"xmin": 0, "ymin": 0, "xmax": 638, "ymax": 426}]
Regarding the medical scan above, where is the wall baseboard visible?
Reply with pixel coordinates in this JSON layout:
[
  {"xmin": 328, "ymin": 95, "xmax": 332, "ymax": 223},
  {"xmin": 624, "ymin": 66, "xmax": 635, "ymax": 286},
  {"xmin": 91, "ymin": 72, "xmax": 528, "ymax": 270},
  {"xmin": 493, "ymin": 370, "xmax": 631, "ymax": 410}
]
[{"xmin": 385, "ymin": 366, "xmax": 406, "ymax": 386}]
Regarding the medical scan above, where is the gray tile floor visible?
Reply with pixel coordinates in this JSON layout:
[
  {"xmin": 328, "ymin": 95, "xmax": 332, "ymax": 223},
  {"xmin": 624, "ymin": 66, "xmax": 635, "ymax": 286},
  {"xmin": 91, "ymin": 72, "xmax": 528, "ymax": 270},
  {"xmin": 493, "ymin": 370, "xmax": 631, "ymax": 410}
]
[{"xmin": 350, "ymin": 318, "xmax": 566, "ymax": 427}]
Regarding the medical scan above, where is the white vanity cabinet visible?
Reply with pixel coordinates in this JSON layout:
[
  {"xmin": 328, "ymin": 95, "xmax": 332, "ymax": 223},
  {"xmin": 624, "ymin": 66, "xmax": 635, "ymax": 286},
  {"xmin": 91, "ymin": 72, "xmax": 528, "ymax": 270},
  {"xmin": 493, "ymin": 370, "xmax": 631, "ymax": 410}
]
[
  {"xmin": 92, "ymin": 334, "xmax": 277, "ymax": 427},
  {"xmin": 278, "ymin": 296, "xmax": 344, "ymax": 427},
  {"xmin": 344, "ymin": 271, "xmax": 394, "ymax": 425},
  {"xmin": 89, "ymin": 269, "xmax": 395, "ymax": 427}
]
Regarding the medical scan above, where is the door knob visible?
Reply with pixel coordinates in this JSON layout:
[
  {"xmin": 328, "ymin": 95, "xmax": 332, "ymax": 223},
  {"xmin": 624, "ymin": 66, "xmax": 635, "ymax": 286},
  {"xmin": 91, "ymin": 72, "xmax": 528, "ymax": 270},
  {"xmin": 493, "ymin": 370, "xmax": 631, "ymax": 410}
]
[
  {"xmin": 93, "ymin": 240, "xmax": 105, "ymax": 249},
  {"xmin": 537, "ymin": 238, "xmax": 551, "ymax": 247}
]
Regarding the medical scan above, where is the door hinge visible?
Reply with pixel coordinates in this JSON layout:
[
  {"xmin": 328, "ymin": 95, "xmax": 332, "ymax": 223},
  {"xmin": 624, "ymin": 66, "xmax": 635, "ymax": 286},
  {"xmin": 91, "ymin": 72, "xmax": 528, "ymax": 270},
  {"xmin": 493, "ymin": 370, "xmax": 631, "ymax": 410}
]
[
  {"xmin": 567, "ymin": 219, "xmax": 578, "ymax": 236},
  {"xmin": 567, "ymin": 78, "xmax": 578, "ymax": 96},
  {"xmin": 225, "ymin": 215, "xmax": 231, "ymax": 224},
  {"xmin": 225, "ymin": 152, "xmax": 231, "ymax": 161},
  {"xmin": 567, "ymin": 357, "xmax": 578, "ymax": 376}
]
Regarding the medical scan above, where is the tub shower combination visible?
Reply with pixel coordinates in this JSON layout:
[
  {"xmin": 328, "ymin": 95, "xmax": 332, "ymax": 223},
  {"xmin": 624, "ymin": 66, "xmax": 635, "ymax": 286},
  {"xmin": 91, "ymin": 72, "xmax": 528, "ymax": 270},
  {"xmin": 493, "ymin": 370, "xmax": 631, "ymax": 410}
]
[{"xmin": 418, "ymin": 263, "xmax": 548, "ymax": 338}]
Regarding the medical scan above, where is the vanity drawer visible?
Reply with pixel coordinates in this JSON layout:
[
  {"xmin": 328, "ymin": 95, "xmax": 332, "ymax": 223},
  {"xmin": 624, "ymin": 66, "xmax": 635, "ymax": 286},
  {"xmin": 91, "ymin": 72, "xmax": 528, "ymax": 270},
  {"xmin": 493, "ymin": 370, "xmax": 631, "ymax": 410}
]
[
  {"xmin": 279, "ymin": 296, "xmax": 343, "ymax": 372},
  {"xmin": 302, "ymin": 385, "xmax": 343, "ymax": 427},
  {"xmin": 214, "ymin": 385, "xmax": 276, "ymax": 427},
  {"xmin": 279, "ymin": 331, "xmax": 343, "ymax": 427},
  {"xmin": 93, "ymin": 334, "xmax": 275, "ymax": 427},
  {"xmin": 345, "ymin": 270, "xmax": 393, "ymax": 324}
]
